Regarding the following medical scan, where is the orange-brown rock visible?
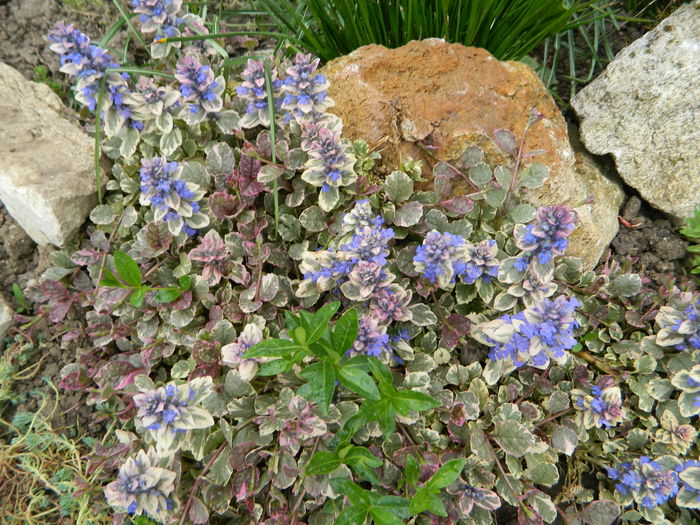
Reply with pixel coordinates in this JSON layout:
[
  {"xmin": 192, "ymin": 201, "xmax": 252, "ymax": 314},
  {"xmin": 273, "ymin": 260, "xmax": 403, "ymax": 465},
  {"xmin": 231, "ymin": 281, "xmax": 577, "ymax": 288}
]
[{"xmin": 321, "ymin": 39, "xmax": 624, "ymax": 269}]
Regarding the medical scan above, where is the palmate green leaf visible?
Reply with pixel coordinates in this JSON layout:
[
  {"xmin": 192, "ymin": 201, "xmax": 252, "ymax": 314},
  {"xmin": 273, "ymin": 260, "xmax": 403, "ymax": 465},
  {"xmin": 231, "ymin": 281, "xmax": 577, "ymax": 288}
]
[{"xmin": 114, "ymin": 250, "xmax": 142, "ymax": 287}]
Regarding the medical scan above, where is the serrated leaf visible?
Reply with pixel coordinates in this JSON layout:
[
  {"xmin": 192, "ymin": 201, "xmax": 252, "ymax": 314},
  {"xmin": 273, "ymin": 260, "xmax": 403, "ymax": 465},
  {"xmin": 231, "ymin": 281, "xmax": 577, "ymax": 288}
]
[
  {"xmin": 494, "ymin": 129, "xmax": 517, "ymax": 154},
  {"xmin": 525, "ymin": 461, "xmax": 559, "ymax": 486},
  {"xmin": 508, "ymin": 203, "xmax": 537, "ymax": 223},
  {"xmin": 90, "ymin": 204, "xmax": 119, "ymax": 225},
  {"xmin": 469, "ymin": 163, "xmax": 492, "ymax": 187},
  {"xmin": 484, "ymin": 187, "xmax": 507, "ymax": 208},
  {"xmin": 410, "ymin": 304, "xmax": 438, "ymax": 326}
]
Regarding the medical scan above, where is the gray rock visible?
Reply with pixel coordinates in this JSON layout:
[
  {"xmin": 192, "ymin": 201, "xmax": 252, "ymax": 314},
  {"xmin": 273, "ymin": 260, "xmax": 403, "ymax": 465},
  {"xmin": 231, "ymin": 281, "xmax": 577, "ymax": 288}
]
[
  {"xmin": 572, "ymin": 1, "xmax": 700, "ymax": 222},
  {"xmin": 0, "ymin": 295, "xmax": 14, "ymax": 344},
  {"xmin": 0, "ymin": 62, "xmax": 98, "ymax": 247}
]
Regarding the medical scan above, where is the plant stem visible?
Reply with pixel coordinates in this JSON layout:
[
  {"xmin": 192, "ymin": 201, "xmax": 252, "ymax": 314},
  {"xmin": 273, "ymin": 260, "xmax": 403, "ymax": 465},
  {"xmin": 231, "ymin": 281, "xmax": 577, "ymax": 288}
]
[{"xmin": 178, "ymin": 441, "xmax": 227, "ymax": 525}]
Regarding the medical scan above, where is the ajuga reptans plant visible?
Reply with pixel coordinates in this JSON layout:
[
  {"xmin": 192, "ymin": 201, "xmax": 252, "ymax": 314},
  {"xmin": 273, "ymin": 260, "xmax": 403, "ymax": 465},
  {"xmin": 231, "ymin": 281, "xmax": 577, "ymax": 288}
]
[{"xmin": 18, "ymin": 3, "xmax": 700, "ymax": 524}]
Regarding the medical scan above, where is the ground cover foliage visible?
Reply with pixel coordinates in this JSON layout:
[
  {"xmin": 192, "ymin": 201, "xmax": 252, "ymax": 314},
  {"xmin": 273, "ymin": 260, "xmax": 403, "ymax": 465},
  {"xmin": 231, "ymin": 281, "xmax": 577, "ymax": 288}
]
[{"xmin": 4, "ymin": 1, "xmax": 700, "ymax": 524}]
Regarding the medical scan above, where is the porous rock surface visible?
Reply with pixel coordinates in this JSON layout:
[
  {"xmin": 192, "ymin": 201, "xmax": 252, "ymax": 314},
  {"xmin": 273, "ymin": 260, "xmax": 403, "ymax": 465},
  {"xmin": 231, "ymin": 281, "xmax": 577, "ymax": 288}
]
[
  {"xmin": 322, "ymin": 39, "xmax": 624, "ymax": 270},
  {"xmin": 572, "ymin": 1, "xmax": 700, "ymax": 223},
  {"xmin": 0, "ymin": 294, "xmax": 14, "ymax": 345},
  {"xmin": 0, "ymin": 62, "xmax": 97, "ymax": 247}
]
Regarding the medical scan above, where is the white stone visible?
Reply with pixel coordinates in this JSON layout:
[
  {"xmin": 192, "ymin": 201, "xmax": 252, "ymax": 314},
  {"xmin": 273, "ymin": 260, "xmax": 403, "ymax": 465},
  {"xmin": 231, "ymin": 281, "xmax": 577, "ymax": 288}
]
[
  {"xmin": 0, "ymin": 295, "xmax": 14, "ymax": 344},
  {"xmin": 572, "ymin": 1, "xmax": 700, "ymax": 222},
  {"xmin": 0, "ymin": 62, "xmax": 98, "ymax": 247}
]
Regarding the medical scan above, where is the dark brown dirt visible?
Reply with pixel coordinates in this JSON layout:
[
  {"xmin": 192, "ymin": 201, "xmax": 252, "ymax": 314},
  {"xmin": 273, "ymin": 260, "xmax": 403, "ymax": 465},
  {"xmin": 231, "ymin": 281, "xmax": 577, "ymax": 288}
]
[{"xmin": 0, "ymin": 204, "xmax": 41, "ymax": 306}]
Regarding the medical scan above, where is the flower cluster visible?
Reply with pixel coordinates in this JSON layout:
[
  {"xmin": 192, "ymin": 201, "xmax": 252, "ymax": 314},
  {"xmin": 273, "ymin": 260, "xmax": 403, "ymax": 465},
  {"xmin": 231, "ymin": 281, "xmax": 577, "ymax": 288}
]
[
  {"xmin": 414, "ymin": 231, "xmax": 467, "ymax": 288},
  {"xmin": 301, "ymin": 126, "xmax": 358, "ymax": 210},
  {"xmin": 476, "ymin": 295, "xmax": 580, "ymax": 369},
  {"xmin": 300, "ymin": 201, "xmax": 412, "ymax": 359},
  {"xmin": 236, "ymin": 59, "xmax": 282, "ymax": 128},
  {"xmin": 607, "ymin": 456, "xmax": 679, "ymax": 509},
  {"xmin": 133, "ymin": 377, "xmax": 214, "ymax": 452},
  {"xmin": 222, "ymin": 322, "xmax": 264, "ymax": 381},
  {"xmin": 138, "ymin": 157, "xmax": 208, "ymax": 236},
  {"xmin": 104, "ymin": 447, "xmax": 177, "ymax": 520},
  {"xmin": 575, "ymin": 379, "xmax": 624, "ymax": 429},
  {"xmin": 174, "ymin": 54, "xmax": 224, "ymax": 124},
  {"xmin": 413, "ymin": 232, "xmax": 500, "ymax": 289},
  {"xmin": 280, "ymin": 53, "xmax": 333, "ymax": 124},
  {"xmin": 48, "ymin": 22, "xmax": 124, "ymax": 112},
  {"xmin": 656, "ymin": 298, "xmax": 700, "ymax": 352},
  {"xmin": 132, "ymin": 0, "xmax": 182, "ymax": 33},
  {"xmin": 514, "ymin": 206, "xmax": 577, "ymax": 268}
]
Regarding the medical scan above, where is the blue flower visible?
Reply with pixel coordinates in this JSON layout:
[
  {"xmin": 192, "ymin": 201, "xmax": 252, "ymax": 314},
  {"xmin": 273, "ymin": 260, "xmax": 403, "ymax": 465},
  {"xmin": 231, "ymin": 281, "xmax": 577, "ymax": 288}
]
[
  {"xmin": 455, "ymin": 239, "xmax": 500, "ymax": 284},
  {"xmin": 139, "ymin": 157, "xmax": 204, "ymax": 236},
  {"xmin": 236, "ymin": 59, "xmax": 282, "ymax": 128},
  {"xmin": 280, "ymin": 53, "xmax": 333, "ymax": 124},
  {"xmin": 487, "ymin": 295, "xmax": 580, "ymax": 369},
  {"xmin": 516, "ymin": 206, "xmax": 577, "ymax": 268},
  {"xmin": 413, "ymin": 230, "xmax": 467, "ymax": 288},
  {"xmin": 174, "ymin": 54, "xmax": 223, "ymax": 121},
  {"xmin": 348, "ymin": 315, "xmax": 390, "ymax": 358},
  {"xmin": 608, "ymin": 457, "xmax": 679, "ymax": 508}
]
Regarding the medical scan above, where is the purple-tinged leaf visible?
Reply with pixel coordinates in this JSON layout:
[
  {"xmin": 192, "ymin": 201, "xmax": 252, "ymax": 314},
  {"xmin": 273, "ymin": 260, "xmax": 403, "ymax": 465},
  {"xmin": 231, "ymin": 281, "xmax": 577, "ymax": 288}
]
[
  {"xmin": 209, "ymin": 191, "xmax": 243, "ymax": 221},
  {"xmin": 144, "ymin": 221, "xmax": 172, "ymax": 252},
  {"xmin": 441, "ymin": 196, "xmax": 474, "ymax": 215},
  {"xmin": 71, "ymin": 249, "xmax": 102, "ymax": 266},
  {"xmin": 189, "ymin": 496, "xmax": 210, "ymax": 524},
  {"xmin": 494, "ymin": 128, "xmax": 517, "ymax": 155}
]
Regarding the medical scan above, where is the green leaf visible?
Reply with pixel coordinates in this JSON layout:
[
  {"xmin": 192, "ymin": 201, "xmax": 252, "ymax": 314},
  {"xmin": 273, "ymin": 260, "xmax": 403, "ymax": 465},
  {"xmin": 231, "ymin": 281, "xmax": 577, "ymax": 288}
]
[
  {"xmin": 343, "ymin": 446, "xmax": 383, "ymax": 469},
  {"xmin": 299, "ymin": 206, "xmax": 327, "ymax": 232},
  {"xmin": 551, "ymin": 425, "xmax": 578, "ymax": 456},
  {"xmin": 306, "ymin": 450, "xmax": 341, "ymax": 475},
  {"xmin": 337, "ymin": 365, "xmax": 380, "ymax": 400},
  {"xmin": 525, "ymin": 461, "xmax": 559, "ymax": 486},
  {"xmin": 469, "ymin": 163, "xmax": 492, "ymax": 187},
  {"xmin": 333, "ymin": 308, "xmax": 359, "ymax": 353},
  {"xmin": 114, "ymin": 250, "xmax": 142, "ymax": 287},
  {"xmin": 336, "ymin": 506, "xmax": 368, "ymax": 525},
  {"xmin": 370, "ymin": 507, "xmax": 404, "ymax": 525},
  {"xmin": 335, "ymin": 479, "xmax": 371, "ymax": 507},
  {"xmin": 680, "ymin": 466, "xmax": 700, "ymax": 490},
  {"xmin": 368, "ymin": 357, "xmax": 393, "ymax": 386},
  {"xmin": 409, "ymin": 487, "xmax": 446, "ymax": 517},
  {"xmin": 154, "ymin": 287, "xmax": 182, "ymax": 303},
  {"xmin": 244, "ymin": 339, "xmax": 304, "ymax": 358},
  {"xmin": 425, "ymin": 459, "xmax": 466, "ymax": 490},
  {"xmin": 298, "ymin": 361, "xmax": 336, "ymax": 413},
  {"xmin": 256, "ymin": 359, "xmax": 291, "ymax": 376},
  {"xmin": 129, "ymin": 286, "xmax": 147, "ymax": 308},
  {"xmin": 579, "ymin": 500, "xmax": 622, "ymax": 525},
  {"xmin": 607, "ymin": 273, "xmax": 642, "ymax": 298},
  {"xmin": 303, "ymin": 301, "xmax": 340, "ymax": 345},
  {"xmin": 391, "ymin": 390, "xmax": 441, "ymax": 416},
  {"xmin": 394, "ymin": 201, "xmax": 423, "ymax": 227},
  {"xmin": 405, "ymin": 455, "xmax": 420, "ymax": 487},
  {"xmin": 179, "ymin": 275, "xmax": 192, "ymax": 291},
  {"xmin": 99, "ymin": 267, "xmax": 122, "ymax": 287}
]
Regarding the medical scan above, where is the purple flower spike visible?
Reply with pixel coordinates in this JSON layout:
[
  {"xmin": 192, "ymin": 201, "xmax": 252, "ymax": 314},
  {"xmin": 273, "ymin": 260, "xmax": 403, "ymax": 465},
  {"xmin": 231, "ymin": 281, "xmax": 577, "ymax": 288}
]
[
  {"xmin": 236, "ymin": 59, "xmax": 282, "ymax": 128},
  {"xmin": 413, "ymin": 230, "xmax": 467, "ymax": 288},
  {"xmin": 516, "ymin": 206, "xmax": 577, "ymax": 266},
  {"xmin": 280, "ymin": 53, "xmax": 333, "ymax": 124},
  {"xmin": 608, "ymin": 457, "xmax": 679, "ymax": 509},
  {"xmin": 174, "ymin": 54, "xmax": 224, "ymax": 123}
]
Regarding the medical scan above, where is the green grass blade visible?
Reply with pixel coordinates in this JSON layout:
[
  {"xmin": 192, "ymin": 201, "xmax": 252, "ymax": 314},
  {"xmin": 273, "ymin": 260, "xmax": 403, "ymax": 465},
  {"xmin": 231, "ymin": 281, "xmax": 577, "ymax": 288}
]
[
  {"xmin": 111, "ymin": 0, "xmax": 150, "ymax": 57},
  {"xmin": 263, "ymin": 60, "xmax": 279, "ymax": 240}
]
